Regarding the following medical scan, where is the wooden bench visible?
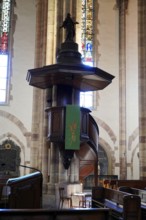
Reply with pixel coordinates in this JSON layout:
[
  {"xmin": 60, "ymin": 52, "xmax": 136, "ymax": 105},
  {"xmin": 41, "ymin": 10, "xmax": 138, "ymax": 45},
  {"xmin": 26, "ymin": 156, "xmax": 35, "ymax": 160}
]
[
  {"xmin": 0, "ymin": 171, "xmax": 43, "ymax": 209},
  {"xmin": 111, "ymin": 179, "xmax": 146, "ymax": 189},
  {"xmin": 0, "ymin": 181, "xmax": 9, "ymax": 208},
  {"xmin": 92, "ymin": 186, "xmax": 141, "ymax": 220},
  {"xmin": 119, "ymin": 186, "xmax": 146, "ymax": 219},
  {"xmin": 119, "ymin": 186, "xmax": 146, "ymax": 200},
  {"xmin": 0, "ymin": 208, "xmax": 109, "ymax": 220}
]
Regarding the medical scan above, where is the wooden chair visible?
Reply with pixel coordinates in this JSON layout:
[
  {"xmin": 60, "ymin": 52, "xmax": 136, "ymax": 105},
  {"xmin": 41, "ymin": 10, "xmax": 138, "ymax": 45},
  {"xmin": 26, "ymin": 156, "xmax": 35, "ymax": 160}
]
[
  {"xmin": 58, "ymin": 187, "xmax": 72, "ymax": 209},
  {"xmin": 79, "ymin": 199, "xmax": 91, "ymax": 208},
  {"xmin": 79, "ymin": 194, "xmax": 91, "ymax": 208}
]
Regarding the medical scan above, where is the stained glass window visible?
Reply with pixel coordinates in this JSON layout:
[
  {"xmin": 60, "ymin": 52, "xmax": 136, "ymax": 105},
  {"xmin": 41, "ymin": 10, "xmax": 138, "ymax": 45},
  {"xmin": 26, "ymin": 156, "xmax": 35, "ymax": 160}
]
[
  {"xmin": 80, "ymin": 0, "xmax": 94, "ymax": 109},
  {"xmin": 0, "ymin": 0, "xmax": 11, "ymax": 104},
  {"xmin": 81, "ymin": 0, "xmax": 94, "ymax": 67}
]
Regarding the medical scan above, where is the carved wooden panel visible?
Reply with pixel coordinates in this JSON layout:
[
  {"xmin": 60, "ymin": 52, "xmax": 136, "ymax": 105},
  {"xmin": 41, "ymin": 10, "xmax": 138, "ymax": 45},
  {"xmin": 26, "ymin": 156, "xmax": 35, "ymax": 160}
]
[
  {"xmin": 47, "ymin": 107, "xmax": 65, "ymax": 142},
  {"xmin": 46, "ymin": 106, "xmax": 91, "ymax": 143},
  {"xmin": 80, "ymin": 107, "xmax": 91, "ymax": 141}
]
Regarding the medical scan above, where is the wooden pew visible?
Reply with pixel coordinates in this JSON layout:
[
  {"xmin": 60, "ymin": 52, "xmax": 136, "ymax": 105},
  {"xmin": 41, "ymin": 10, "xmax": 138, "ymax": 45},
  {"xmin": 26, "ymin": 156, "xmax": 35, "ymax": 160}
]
[
  {"xmin": 92, "ymin": 186, "xmax": 141, "ymax": 220},
  {"xmin": 0, "ymin": 184, "xmax": 4, "ymax": 207},
  {"xmin": 0, "ymin": 171, "xmax": 43, "ymax": 209},
  {"xmin": 0, "ymin": 208, "xmax": 109, "ymax": 220},
  {"xmin": 0, "ymin": 177, "xmax": 10, "ymax": 208},
  {"xmin": 111, "ymin": 179, "xmax": 146, "ymax": 189},
  {"xmin": 119, "ymin": 186, "xmax": 146, "ymax": 219}
]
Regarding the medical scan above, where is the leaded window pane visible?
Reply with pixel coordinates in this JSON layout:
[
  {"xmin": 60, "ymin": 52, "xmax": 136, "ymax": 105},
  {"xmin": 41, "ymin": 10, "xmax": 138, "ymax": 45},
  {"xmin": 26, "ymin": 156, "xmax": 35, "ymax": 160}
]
[
  {"xmin": 81, "ymin": 0, "xmax": 94, "ymax": 66},
  {"xmin": 0, "ymin": 0, "xmax": 11, "ymax": 104},
  {"xmin": 80, "ymin": 0, "xmax": 94, "ymax": 109}
]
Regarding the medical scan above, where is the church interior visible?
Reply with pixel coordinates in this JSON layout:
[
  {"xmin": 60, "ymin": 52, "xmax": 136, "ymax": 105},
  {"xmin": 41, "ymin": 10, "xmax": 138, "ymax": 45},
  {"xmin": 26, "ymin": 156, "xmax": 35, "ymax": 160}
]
[{"xmin": 0, "ymin": 0, "xmax": 146, "ymax": 219}]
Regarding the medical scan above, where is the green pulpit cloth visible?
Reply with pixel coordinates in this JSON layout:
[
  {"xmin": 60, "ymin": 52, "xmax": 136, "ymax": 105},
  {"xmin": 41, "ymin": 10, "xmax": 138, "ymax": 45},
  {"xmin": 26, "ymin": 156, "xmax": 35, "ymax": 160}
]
[{"xmin": 65, "ymin": 105, "xmax": 80, "ymax": 150}]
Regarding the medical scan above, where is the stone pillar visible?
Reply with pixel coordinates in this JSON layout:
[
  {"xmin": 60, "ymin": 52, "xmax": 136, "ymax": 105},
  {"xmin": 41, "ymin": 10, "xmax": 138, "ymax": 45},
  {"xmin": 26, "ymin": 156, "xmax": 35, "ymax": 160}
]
[
  {"xmin": 47, "ymin": 87, "xmax": 60, "ymax": 194},
  {"xmin": 47, "ymin": 143, "xmax": 59, "ymax": 193},
  {"xmin": 74, "ymin": 153, "xmax": 80, "ymax": 182},
  {"xmin": 76, "ymin": 0, "xmax": 82, "ymax": 50},
  {"xmin": 118, "ymin": 0, "xmax": 128, "ymax": 179},
  {"xmin": 68, "ymin": 157, "xmax": 76, "ymax": 183},
  {"xmin": 138, "ymin": 0, "xmax": 146, "ymax": 179},
  {"xmin": 58, "ymin": 154, "xmax": 68, "ymax": 183},
  {"xmin": 46, "ymin": 0, "xmax": 56, "ymax": 64},
  {"xmin": 66, "ymin": 153, "xmax": 79, "ymax": 183},
  {"xmin": 46, "ymin": 0, "xmax": 81, "ymax": 205},
  {"xmin": 62, "ymin": 0, "xmax": 77, "ymax": 18},
  {"xmin": 41, "ymin": 92, "xmax": 50, "ymax": 193},
  {"xmin": 46, "ymin": 0, "xmax": 59, "ymax": 196},
  {"xmin": 31, "ymin": 1, "xmax": 48, "ymax": 189}
]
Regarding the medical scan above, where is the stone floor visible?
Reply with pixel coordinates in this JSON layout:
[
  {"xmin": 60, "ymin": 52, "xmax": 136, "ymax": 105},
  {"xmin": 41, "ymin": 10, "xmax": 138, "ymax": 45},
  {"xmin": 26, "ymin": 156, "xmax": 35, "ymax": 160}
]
[
  {"xmin": 42, "ymin": 192, "xmax": 92, "ymax": 209},
  {"xmin": 42, "ymin": 194, "xmax": 56, "ymax": 209}
]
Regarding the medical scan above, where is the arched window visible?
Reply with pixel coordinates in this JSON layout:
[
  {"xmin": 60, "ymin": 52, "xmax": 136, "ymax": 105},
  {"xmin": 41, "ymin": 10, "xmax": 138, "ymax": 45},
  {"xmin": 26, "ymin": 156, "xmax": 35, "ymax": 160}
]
[
  {"xmin": 80, "ymin": 0, "xmax": 95, "ymax": 109},
  {"xmin": 81, "ymin": 0, "xmax": 94, "ymax": 66},
  {"xmin": 0, "ymin": 0, "xmax": 12, "ymax": 104}
]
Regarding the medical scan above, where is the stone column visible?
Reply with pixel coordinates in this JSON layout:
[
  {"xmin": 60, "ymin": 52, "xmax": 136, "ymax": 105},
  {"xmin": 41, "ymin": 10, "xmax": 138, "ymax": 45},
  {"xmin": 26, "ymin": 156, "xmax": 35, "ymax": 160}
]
[
  {"xmin": 48, "ymin": 143, "xmax": 59, "ymax": 192},
  {"xmin": 47, "ymin": 107, "xmax": 60, "ymax": 194},
  {"xmin": 118, "ymin": 0, "xmax": 128, "ymax": 179},
  {"xmin": 76, "ymin": 0, "xmax": 82, "ymax": 49},
  {"xmin": 31, "ymin": 0, "xmax": 48, "ymax": 189},
  {"xmin": 46, "ymin": 1, "xmax": 81, "ymax": 204},
  {"xmin": 138, "ymin": 0, "xmax": 146, "ymax": 179},
  {"xmin": 46, "ymin": 0, "xmax": 56, "ymax": 64},
  {"xmin": 46, "ymin": 0, "xmax": 59, "ymax": 195},
  {"xmin": 59, "ymin": 154, "xmax": 68, "ymax": 183},
  {"xmin": 74, "ymin": 153, "xmax": 80, "ymax": 182},
  {"xmin": 68, "ymin": 157, "xmax": 76, "ymax": 183},
  {"xmin": 66, "ymin": 153, "xmax": 80, "ymax": 183}
]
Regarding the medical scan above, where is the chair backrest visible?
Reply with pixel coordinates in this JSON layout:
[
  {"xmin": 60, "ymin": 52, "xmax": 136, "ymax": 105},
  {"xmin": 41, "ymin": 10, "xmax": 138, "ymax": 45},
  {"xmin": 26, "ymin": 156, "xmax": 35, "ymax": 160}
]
[{"xmin": 59, "ymin": 187, "xmax": 65, "ymax": 199}]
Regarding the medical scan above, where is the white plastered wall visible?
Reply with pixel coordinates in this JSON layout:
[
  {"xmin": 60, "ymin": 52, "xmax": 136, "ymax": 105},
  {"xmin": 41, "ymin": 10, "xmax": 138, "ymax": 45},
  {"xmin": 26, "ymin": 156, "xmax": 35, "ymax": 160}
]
[
  {"xmin": 0, "ymin": 0, "xmax": 36, "ymax": 167},
  {"xmin": 90, "ymin": 0, "xmax": 139, "ymax": 179}
]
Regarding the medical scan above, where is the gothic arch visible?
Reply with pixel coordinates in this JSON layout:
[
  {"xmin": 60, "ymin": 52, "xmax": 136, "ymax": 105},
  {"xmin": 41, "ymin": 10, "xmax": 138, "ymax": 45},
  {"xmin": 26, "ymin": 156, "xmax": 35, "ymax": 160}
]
[
  {"xmin": 0, "ymin": 110, "xmax": 29, "ymax": 134},
  {"xmin": 128, "ymin": 127, "xmax": 139, "ymax": 150},
  {"xmin": 128, "ymin": 127, "xmax": 139, "ymax": 178},
  {"xmin": 131, "ymin": 143, "xmax": 139, "ymax": 178},
  {"xmin": 92, "ymin": 116, "xmax": 117, "ymax": 174},
  {"xmin": 98, "ymin": 144, "xmax": 108, "ymax": 175},
  {"xmin": 99, "ymin": 137, "xmax": 116, "ymax": 175},
  {"xmin": 0, "ymin": 110, "xmax": 31, "ymax": 153},
  {"xmin": 95, "ymin": 117, "xmax": 117, "ymax": 144}
]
